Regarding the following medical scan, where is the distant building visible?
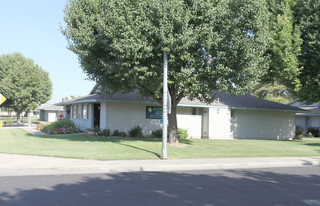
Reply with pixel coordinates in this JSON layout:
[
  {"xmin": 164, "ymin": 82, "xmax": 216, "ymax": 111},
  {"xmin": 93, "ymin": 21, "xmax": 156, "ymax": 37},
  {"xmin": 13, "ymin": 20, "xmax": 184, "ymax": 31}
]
[
  {"xmin": 287, "ymin": 100, "xmax": 320, "ymax": 129},
  {"xmin": 38, "ymin": 104, "xmax": 63, "ymax": 122}
]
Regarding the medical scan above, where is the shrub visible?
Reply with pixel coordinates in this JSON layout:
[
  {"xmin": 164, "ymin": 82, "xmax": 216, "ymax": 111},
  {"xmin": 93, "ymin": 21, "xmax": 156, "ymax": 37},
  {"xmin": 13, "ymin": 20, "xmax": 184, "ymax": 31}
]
[
  {"xmin": 151, "ymin": 129, "xmax": 162, "ymax": 138},
  {"xmin": 40, "ymin": 119, "xmax": 78, "ymax": 134},
  {"xmin": 112, "ymin": 130, "xmax": 120, "ymax": 136},
  {"xmin": 294, "ymin": 135, "xmax": 303, "ymax": 140},
  {"xmin": 177, "ymin": 128, "xmax": 188, "ymax": 139},
  {"xmin": 49, "ymin": 119, "xmax": 76, "ymax": 130},
  {"xmin": 2, "ymin": 120, "xmax": 12, "ymax": 125},
  {"xmin": 101, "ymin": 129, "xmax": 111, "ymax": 136},
  {"xmin": 295, "ymin": 126, "xmax": 304, "ymax": 136},
  {"xmin": 129, "ymin": 126, "xmax": 143, "ymax": 137},
  {"xmin": 86, "ymin": 128, "xmax": 110, "ymax": 137},
  {"xmin": 118, "ymin": 131, "xmax": 127, "ymax": 137},
  {"xmin": 306, "ymin": 127, "xmax": 320, "ymax": 137}
]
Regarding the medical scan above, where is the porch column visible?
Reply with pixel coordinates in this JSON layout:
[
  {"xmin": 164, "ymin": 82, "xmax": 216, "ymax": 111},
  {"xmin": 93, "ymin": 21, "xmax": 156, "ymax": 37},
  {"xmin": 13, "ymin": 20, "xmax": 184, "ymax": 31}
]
[{"xmin": 100, "ymin": 102, "xmax": 107, "ymax": 130}]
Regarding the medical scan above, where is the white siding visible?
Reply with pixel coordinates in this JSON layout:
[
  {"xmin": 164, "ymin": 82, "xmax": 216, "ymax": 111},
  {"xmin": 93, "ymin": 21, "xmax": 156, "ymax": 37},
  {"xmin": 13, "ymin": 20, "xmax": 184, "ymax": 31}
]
[
  {"xmin": 104, "ymin": 103, "xmax": 162, "ymax": 136},
  {"xmin": 176, "ymin": 107, "xmax": 191, "ymax": 115},
  {"xmin": 100, "ymin": 102, "xmax": 107, "ymax": 130},
  {"xmin": 310, "ymin": 117, "xmax": 320, "ymax": 128},
  {"xmin": 177, "ymin": 114, "xmax": 202, "ymax": 138},
  {"xmin": 208, "ymin": 108, "xmax": 232, "ymax": 139},
  {"xmin": 232, "ymin": 110, "xmax": 295, "ymax": 140},
  {"xmin": 296, "ymin": 116, "xmax": 306, "ymax": 128}
]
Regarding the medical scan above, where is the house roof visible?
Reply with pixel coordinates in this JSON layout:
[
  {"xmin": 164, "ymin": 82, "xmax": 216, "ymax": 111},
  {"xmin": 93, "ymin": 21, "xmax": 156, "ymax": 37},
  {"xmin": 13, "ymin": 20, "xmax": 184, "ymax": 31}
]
[
  {"xmin": 287, "ymin": 100, "xmax": 319, "ymax": 116},
  {"xmin": 295, "ymin": 107, "xmax": 320, "ymax": 116},
  {"xmin": 38, "ymin": 105, "xmax": 63, "ymax": 111},
  {"xmin": 56, "ymin": 91, "xmax": 306, "ymax": 113}
]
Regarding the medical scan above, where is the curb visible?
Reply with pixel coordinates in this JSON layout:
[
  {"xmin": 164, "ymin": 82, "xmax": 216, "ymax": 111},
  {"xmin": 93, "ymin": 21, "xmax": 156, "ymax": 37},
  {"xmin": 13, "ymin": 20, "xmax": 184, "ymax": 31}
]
[{"xmin": 0, "ymin": 154, "xmax": 319, "ymax": 176}]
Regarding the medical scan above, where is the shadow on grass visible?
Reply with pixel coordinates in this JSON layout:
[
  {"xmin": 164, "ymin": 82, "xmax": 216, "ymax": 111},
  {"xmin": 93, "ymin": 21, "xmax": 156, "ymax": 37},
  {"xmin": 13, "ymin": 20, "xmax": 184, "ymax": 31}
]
[
  {"xmin": 0, "ymin": 167, "xmax": 319, "ymax": 206},
  {"xmin": 26, "ymin": 132, "xmax": 163, "ymax": 158},
  {"xmin": 304, "ymin": 143, "xmax": 320, "ymax": 147}
]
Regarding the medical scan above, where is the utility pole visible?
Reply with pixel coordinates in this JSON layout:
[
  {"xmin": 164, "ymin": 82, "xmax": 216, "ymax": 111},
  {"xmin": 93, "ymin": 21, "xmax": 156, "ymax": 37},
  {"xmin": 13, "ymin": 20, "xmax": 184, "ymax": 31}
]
[
  {"xmin": 162, "ymin": 52, "xmax": 168, "ymax": 159},
  {"xmin": 162, "ymin": 0, "xmax": 168, "ymax": 160}
]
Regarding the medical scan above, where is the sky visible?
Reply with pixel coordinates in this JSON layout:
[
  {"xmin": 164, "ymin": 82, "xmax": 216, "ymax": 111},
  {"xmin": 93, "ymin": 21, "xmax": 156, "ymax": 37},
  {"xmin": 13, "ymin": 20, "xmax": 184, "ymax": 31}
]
[{"xmin": 0, "ymin": 0, "xmax": 96, "ymax": 104}]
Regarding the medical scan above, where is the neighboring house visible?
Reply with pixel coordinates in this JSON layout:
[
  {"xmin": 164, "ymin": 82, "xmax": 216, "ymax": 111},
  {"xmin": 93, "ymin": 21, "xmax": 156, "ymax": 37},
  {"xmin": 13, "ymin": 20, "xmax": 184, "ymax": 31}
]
[
  {"xmin": 287, "ymin": 100, "xmax": 319, "ymax": 129},
  {"xmin": 38, "ymin": 104, "xmax": 63, "ymax": 122},
  {"xmin": 56, "ymin": 87, "xmax": 305, "ymax": 140}
]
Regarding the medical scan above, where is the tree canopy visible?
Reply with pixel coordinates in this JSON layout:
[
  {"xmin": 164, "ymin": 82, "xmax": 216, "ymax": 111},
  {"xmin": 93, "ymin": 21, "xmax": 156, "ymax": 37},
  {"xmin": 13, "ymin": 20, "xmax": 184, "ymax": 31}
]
[
  {"xmin": 62, "ymin": 0, "xmax": 271, "ymax": 143},
  {"xmin": 292, "ymin": 0, "xmax": 320, "ymax": 104},
  {"xmin": 0, "ymin": 53, "xmax": 52, "ymax": 122},
  {"xmin": 250, "ymin": 0, "xmax": 301, "ymax": 103}
]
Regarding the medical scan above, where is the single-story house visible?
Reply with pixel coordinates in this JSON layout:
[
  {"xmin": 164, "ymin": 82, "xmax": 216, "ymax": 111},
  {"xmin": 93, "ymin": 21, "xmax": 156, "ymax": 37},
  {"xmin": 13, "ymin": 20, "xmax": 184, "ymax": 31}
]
[
  {"xmin": 56, "ymin": 87, "xmax": 305, "ymax": 140},
  {"xmin": 38, "ymin": 104, "xmax": 63, "ymax": 122},
  {"xmin": 287, "ymin": 100, "xmax": 319, "ymax": 129}
]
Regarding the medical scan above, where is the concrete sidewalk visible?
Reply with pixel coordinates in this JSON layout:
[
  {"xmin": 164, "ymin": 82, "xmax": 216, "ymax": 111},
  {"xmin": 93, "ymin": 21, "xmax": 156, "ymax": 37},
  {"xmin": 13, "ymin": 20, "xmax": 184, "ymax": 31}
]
[{"xmin": 0, "ymin": 153, "xmax": 319, "ymax": 176}]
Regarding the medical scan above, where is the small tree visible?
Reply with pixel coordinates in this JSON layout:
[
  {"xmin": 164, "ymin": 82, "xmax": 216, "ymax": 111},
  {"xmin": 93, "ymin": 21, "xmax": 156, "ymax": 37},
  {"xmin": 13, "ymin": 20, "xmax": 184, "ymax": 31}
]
[{"xmin": 0, "ymin": 53, "xmax": 52, "ymax": 123}]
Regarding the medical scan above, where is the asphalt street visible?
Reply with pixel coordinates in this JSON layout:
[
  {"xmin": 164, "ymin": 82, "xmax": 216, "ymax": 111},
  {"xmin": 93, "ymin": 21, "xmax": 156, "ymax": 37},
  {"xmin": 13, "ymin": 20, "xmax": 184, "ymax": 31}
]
[{"xmin": 0, "ymin": 166, "xmax": 319, "ymax": 206}]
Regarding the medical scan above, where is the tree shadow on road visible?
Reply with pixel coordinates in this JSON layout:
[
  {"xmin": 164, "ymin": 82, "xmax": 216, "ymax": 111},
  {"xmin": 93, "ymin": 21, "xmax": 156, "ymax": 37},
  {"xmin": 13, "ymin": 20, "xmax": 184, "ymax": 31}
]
[{"xmin": 0, "ymin": 167, "xmax": 319, "ymax": 206}]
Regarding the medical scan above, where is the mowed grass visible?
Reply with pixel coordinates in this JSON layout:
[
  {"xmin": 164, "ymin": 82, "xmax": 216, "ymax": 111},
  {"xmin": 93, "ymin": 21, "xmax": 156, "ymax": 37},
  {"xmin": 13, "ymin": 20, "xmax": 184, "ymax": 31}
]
[{"xmin": 0, "ymin": 129, "xmax": 319, "ymax": 160}]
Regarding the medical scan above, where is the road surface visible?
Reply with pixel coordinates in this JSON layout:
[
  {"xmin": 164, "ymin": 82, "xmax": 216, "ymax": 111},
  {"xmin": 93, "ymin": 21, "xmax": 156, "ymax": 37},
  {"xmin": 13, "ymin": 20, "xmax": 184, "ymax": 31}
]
[{"xmin": 0, "ymin": 166, "xmax": 319, "ymax": 206}]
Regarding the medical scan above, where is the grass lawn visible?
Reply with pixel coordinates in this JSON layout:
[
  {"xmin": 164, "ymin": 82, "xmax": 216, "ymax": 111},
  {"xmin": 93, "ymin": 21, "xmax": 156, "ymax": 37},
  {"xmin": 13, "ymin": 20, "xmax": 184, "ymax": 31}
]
[
  {"xmin": 0, "ymin": 117, "xmax": 44, "ymax": 125},
  {"xmin": 0, "ymin": 128, "xmax": 319, "ymax": 160}
]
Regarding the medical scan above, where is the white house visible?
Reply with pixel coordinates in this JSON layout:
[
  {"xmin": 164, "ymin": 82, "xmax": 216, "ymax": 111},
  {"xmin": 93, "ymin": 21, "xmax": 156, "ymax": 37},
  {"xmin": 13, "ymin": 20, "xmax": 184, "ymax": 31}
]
[
  {"xmin": 38, "ymin": 105, "xmax": 64, "ymax": 122},
  {"xmin": 56, "ymin": 89, "xmax": 305, "ymax": 140},
  {"xmin": 287, "ymin": 100, "xmax": 319, "ymax": 129}
]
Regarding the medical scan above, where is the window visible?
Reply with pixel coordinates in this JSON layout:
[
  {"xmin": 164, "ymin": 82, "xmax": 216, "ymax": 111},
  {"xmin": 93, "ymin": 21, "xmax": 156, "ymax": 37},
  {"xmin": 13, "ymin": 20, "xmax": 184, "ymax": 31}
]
[
  {"xmin": 72, "ymin": 105, "xmax": 78, "ymax": 119},
  {"xmin": 82, "ymin": 104, "xmax": 88, "ymax": 119},
  {"xmin": 310, "ymin": 117, "xmax": 320, "ymax": 128}
]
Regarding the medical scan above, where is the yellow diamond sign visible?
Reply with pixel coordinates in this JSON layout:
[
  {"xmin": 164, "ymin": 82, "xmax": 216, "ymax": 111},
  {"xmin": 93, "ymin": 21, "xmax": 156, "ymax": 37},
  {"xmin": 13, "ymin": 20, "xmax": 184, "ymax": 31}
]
[{"xmin": 0, "ymin": 94, "xmax": 6, "ymax": 105}]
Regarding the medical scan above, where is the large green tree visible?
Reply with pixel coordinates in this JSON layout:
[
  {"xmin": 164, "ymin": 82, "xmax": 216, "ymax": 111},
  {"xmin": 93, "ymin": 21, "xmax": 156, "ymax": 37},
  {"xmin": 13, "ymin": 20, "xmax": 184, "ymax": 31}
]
[
  {"xmin": 62, "ymin": 0, "xmax": 271, "ymax": 143},
  {"xmin": 292, "ymin": 0, "xmax": 320, "ymax": 104},
  {"xmin": 251, "ymin": 0, "xmax": 302, "ymax": 104},
  {"xmin": 0, "ymin": 53, "xmax": 52, "ymax": 123}
]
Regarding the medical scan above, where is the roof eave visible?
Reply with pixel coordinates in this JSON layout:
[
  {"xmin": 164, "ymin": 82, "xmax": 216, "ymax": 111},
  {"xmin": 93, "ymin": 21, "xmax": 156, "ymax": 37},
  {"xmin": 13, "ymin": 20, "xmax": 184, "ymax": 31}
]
[{"xmin": 231, "ymin": 107, "xmax": 307, "ymax": 113}]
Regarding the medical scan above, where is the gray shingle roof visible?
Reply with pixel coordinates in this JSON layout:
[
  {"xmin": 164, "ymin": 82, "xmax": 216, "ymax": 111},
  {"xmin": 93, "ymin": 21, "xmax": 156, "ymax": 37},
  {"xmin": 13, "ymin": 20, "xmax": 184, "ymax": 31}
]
[
  {"xmin": 296, "ymin": 107, "xmax": 320, "ymax": 116},
  {"xmin": 56, "ymin": 91, "xmax": 306, "ymax": 113},
  {"xmin": 38, "ymin": 105, "xmax": 63, "ymax": 111}
]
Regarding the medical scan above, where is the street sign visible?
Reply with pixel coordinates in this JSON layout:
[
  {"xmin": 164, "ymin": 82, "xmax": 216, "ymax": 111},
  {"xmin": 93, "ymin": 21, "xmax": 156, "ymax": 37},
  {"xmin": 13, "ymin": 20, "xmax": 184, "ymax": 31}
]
[{"xmin": 0, "ymin": 94, "xmax": 6, "ymax": 105}]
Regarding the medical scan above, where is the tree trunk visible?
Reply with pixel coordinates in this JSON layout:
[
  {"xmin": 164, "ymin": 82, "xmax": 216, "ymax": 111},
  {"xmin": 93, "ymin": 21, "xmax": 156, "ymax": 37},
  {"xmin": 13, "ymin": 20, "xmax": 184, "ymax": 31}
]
[
  {"xmin": 16, "ymin": 110, "xmax": 21, "ymax": 124},
  {"xmin": 27, "ymin": 111, "xmax": 31, "ymax": 127},
  {"xmin": 168, "ymin": 104, "xmax": 179, "ymax": 144}
]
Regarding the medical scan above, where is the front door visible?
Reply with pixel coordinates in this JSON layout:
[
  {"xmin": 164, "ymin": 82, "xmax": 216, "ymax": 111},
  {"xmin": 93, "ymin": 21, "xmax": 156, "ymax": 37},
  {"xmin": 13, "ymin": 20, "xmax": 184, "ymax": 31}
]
[{"xmin": 93, "ymin": 103, "xmax": 100, "ymax": 128}]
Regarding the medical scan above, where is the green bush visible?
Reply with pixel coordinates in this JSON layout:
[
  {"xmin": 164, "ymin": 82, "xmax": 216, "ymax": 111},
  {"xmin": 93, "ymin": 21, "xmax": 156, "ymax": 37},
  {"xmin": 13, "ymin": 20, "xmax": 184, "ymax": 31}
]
[
  {"xmin": 118, "ymin": 131, "xmax": 127, "ymax": 137},
  {"xmin": 101, "ymin": 129, "xmax": 111, "ymax": 136},
  {"xmin": 151, "ymin": 129, "xmax": 162, "ymax": 138},
  {"xmin": 306, "ymin": 127, "xmax": 319, "ymax": 137},
  {"xmin": 87, "ymin": 128, "xmax": 110, "ymax": 137},
  {"xmin": 2, "ymin": 120, "xmax": 12, "ymax": 125},
  {"xmin": 177, "ymin": 128, "xmax": 188, "ymax": 139},
  {"xmin": 129, "ymin": 126, "xmax": 143, "ymax": 137},
  {"xmin": 295, "ymin": 126, "xmax": 305, "ymax": 136},
  {"xmin": 294, "ymin": 135, "xmax": 303, "ymax": 140},
  {"xmin": 40, "ymin": 119, "xmax": 78, "ymax": 134},
  {"xmin": 112, "ymin": 130, "xmax": 126, "ymax": 137}
]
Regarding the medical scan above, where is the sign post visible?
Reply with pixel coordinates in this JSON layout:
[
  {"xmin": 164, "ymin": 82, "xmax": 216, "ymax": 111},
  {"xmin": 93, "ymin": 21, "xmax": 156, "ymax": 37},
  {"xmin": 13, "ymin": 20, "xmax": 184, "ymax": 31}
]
[{"xmin": 0, "ymin": 94, "xmax": 7, "ymax": 128}]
